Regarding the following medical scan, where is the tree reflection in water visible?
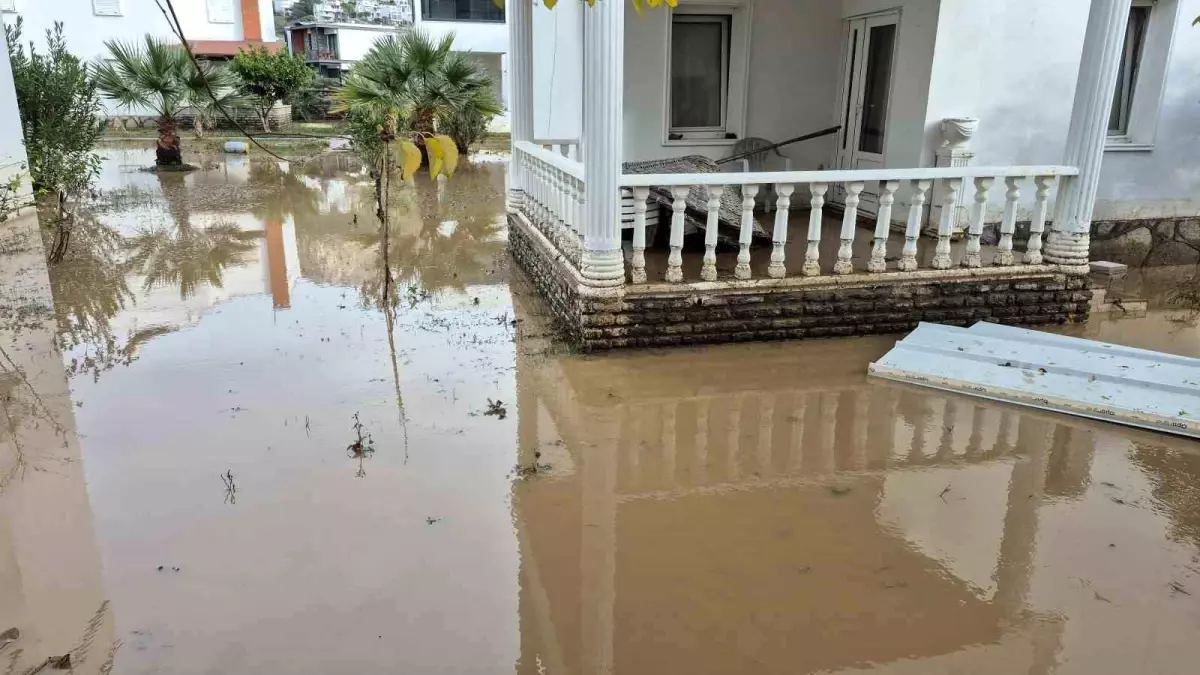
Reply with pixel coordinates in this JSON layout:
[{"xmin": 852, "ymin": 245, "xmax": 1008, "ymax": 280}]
[{"xmin": 356, "ymin": 170, "xmax": 506, "ymax": 309}]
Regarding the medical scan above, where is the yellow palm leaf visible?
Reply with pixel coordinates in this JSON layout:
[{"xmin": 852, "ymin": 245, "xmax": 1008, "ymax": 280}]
[
  {"xmin": 631, "ymin": 0, "xmax": 643, "ymax": 14},
  {"xmin": 586, "ymin": 0, "xmax": 596, "ymax": 6},
  {"xmin": 492, "ymin": 0, "xmax": 504, "ymax": 8},
  {"xmin": 664, "ymin": 0, "xmax": 678, "ymax": 6},
  {"xmin": 399, "ymin": 140, "xmax": 422, "ymax": 181},
  {"xmin": 647, "ymin": 0, "xmax": 661, "ymax": 7},
  {"xmin": 435, "ymin": 135, "xmax": 460, "ymax": 177},
  {"xmin": 426, "ymin": 136, "xmax": 445, "ymax": 178},
  {"xmin": 544, "ymin": 0, "xmax": 557, "ymax": 8}
]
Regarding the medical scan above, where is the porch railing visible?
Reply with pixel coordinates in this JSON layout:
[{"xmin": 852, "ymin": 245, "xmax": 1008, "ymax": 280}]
[
  {"xmin": 514, "ymin": 141, "xmax": 585, "ymax": 262},
  {"xmin": 618, "ymin": 166, "xmax": 1079, "ymax": 284},
  {"xmin": 533, "ymin": 138, "xmax": 581, "ymax": 162}
]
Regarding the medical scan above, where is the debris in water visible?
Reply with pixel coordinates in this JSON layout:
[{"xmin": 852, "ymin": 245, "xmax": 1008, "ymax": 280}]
[
  {"xmin": 426, "ymin": 517, "xmax": 441, "ymax": 525},
  {"xmin": 1094, "ymin": 591, "xmax": 1113, "ymax": 603},
  {"xmin": 51, "ymin": 654, "xmax": 71, "ymax": 669},
  {"xmin": 829, "ymin": 485, "xmax": 853, "ymax": 496},
  {"xmin": 939, "ymin": 485, "xmax": 952, "ymax": 502},
  {"xmin": 221, "ymin": 470, "xmax": 236, "ymax": 504},
  {"xmin": 1169, "ymin": 581, "xmax": 1191, "ymax": 596},
  {"xmin": 515, "ymin": 451, "xmax": 551, "ymax": 478},
  {"xmin": 0, "ymin": 627, "xmax": 18, "ymax": 652},
  {"xmin": 157, "ymin": 565, "xmax": 163, "ymax": 571},
  {"xmin": 483, "ymin": 398, "xmax": 507, "ymax": 420},
  {"xmin": 347, "ymin": 413, "xmax": 376, "ymax": 478}
]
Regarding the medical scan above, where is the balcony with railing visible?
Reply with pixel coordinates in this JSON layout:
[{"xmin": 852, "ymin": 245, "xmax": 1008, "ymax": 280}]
[{"xmin": 504, "ymin": 0, "xmax": 1129, "ymax": 349}]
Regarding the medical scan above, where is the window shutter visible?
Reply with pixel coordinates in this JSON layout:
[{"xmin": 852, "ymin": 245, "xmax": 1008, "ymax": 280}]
[
  {"xmin": 207, "ymin": 0, "xmax": 236, "ymax": 24},
  {"xmin": 92, "ymin": 0, "xmax": 122, "ymax": 16}
]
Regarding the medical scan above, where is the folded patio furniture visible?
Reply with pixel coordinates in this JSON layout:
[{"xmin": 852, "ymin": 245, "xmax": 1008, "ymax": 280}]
[{"xmin": 622, "ymin": 155, "xmax": 769, "ymax": 244}]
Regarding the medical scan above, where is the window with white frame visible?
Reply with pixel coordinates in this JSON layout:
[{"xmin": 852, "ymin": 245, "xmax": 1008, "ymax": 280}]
[
  {"xmin": 93, "ymin": 0, "xmax": 122, "ymax": 16},
  {"xmin": 668, "ymin": 14, "xmax": 732, "ymax": 138},
  {"xmin": 1107, "ymin": 0, "xmax": 1178, "ymax": 150},
  {"xmin": 0, "ymin": 0, "xmax": 16, "ymax": 15},
  {"xmin": 1109, "ymin": 3, "xmax": 1151, "ymax": 136}
]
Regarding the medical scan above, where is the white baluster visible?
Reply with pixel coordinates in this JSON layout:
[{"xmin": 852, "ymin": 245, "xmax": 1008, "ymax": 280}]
[
  {"xmin": 962, "ymin": 177, "xmax": 994, "ymax": 268},
  {"xmin": 551, "ymin": 167, "xmax": 562, "ymax": 227},
  {"xmin": 995, "ymin": 176, "xmax": 1020, "ymax": 266},
  {"xmin": 701, "ymin": 186, "xmax": 723, "ymax": 281},
  {"xmin": 574, "ymin": 175, "xmax": 586, "ymax": 247},
  {"xmin": 834, "ymin": 181, "xmax": 864, "ymax": 275},
  {"xmin": 899, "ymin": 179, "xmax": 932, "ymax": 272},
  {"xmin": 736, "ymin": 184, "xmax": 758, "ymax": 280},
  {"xmin": 868, "ymin": 180, "xmax": 900, "ymax": 273},
  {"xmin": 631, "ymin": 187, "xmax": 650, "ymax": 284},
  {"xmin": 1025, "ymin": 176, "xmax": 1054, "ymax": 265},
  {"xmin": 666, "ymin": 186, "xmax": 688, "ymax": 283},
  {"xmin": 768, "ymin": 184, "xmax": 794, "ymax": 279},
  {"xmin": 932, "ymin": 177, "xmax": 963, "ymax": 269},
  {"xmin": 802, "ymin": 183, "xmax": 827, "ymax": 277}
]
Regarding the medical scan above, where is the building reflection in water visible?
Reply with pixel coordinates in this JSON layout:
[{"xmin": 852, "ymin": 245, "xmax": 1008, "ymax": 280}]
[
  {"xmin": 508, "ymin": 275, "xmax": 1200, "ymax": 675},
  {"xmin": 0, "ymin": 216, "xmax": 117, "ymax": 674}
]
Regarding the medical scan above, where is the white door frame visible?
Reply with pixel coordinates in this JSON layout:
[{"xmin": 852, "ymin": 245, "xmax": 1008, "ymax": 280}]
[{"xmin": 833, "ymin": 10, "xmax": 900, "ymax": 207}]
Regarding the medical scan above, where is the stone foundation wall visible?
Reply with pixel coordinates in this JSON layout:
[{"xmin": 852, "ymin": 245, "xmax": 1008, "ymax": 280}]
[
  {"xmin": 509, "ymin": 213, "xmax": 1091, "ymax": 352},
  {"xmin": 1090, "ymin": 217, "xmax": 1200, "ymax": 266}
]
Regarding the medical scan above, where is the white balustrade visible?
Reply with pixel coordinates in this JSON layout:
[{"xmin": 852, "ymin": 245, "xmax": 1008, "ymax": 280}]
[
  {"xmin": 867, "ymin": 181, "xmax": 899, "ymax": 273},
  {"xmin": 932, "ymin": 177, "xmax": 963, "ymax": 270},
  {"xmin": 535, "ymin": 138, "xmax": 582, "ymax": 161},
  {"xmin": 513, "ymin": 141, "xmax": 585, "ymax": 253},
  {"xmin": 834, "ymin": 181, "xmax": 864, "ymax": 275},
  {"xmin": 1025, "ymin": 176, "xmax": 1055, "ymax": 265},
  {"xmin": 666, "ymin": 186, "xmax": 688, "ymax": 283},
  {"xmin": 701, "ymin": 186, "xmax": 723, "ymax": 281},
  {"xmin": 736, "ymin": 185, "xmax": 758, "ymax": 280},
  {"xmin": 962, "ymin": 177, "xmax": 994, "ymax": 268},
  {"xmin": 630, "ymin": 186, "xmax": 650, "ymax": 284},
  {"xmin": 803, "ymin": 183, "xmax": 827, "ymax": 277},
  {"xmin": 996, "ymin": 177, "xmax": 1021, "ymax": 266},
  {"xmin": 768, "ymin": 184, "xmax": 794, "ymax": 279},
  {"xmin": 900, "ymin": 180, "xmax": 931, "ymax": 272},
  {"xmin": 590, "ymin": 164, "xmax": 1079, "ymax": 285}
]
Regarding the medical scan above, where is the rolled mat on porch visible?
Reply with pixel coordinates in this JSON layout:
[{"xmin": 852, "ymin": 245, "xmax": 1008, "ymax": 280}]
[{"xmin": 622, "ymin": 155, "xmax": 769, "ymax": 242}]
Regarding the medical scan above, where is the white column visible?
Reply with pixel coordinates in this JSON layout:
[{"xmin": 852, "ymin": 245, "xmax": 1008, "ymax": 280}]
[
  {"xmin": 1048, "ymin": 0, "xmax": 1133, "ymax": 265},
  {"xmin": 580, "ymin": 0, "xmax": 626, "ymax": 287},
  {"xmin": 505, "ymin": 0, "xmax": 534, "ymax": 209}
]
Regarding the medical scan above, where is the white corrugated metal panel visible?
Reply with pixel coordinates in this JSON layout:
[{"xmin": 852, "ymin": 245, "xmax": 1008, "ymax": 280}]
[{"xmin": 869, "ymin": 322, "xmax": 1200, "ymax": 439}]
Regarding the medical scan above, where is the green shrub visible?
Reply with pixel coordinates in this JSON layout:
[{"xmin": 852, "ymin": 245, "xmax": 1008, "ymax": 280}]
[{"xmin": 4, "ymin": 19, "xmax": 103, "ymax": 203}]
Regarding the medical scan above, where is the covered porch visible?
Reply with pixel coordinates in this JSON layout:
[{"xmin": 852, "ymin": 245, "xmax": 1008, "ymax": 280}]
[{"xmin": 504, "ymin": 0, "xmax": 1130, "ymax": 349}]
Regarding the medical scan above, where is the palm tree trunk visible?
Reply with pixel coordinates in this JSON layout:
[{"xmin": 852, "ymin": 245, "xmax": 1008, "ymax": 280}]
[
  {"xmin": 194, "ymin": 114, "xmax": 205, "ymax": 140},
  {"xmin": 259, "ymin": 106, "xmax": 272, "ymax": 133},
  {"xmin": 413, "ymin": 109, "xmax": 435, "ymax": 167},
  {"xmin": 156, "ymin": 117, "xmax": 183, "ymax": 167}
]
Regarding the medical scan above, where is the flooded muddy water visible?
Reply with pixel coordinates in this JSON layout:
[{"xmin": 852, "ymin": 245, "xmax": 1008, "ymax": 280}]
[{"xmin": 3, "ymin": 147, "xmax": 1200, "ymax": 674}]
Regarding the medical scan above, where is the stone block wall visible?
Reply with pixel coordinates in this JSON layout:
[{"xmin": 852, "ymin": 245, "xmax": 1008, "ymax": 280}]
[{"xmin": 509, "ymin": 213, "xmax": 1092, "ymax": 352}]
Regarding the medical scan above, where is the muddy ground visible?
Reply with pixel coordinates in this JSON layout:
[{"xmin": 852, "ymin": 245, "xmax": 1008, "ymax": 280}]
[{"xmin": 2, "ymin": 148, "xmax": 1200, "ymax": 675}]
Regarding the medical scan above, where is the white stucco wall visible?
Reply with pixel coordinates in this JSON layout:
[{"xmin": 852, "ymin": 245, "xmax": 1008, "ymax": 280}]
[
  {"xmin": 926, "ymin": 0, "xmax": 1200, "ymax": 221},
  {"xmin": 621, "ymin": 0, "xmax": 841, "ymax": 168},
  {"xmin": 413, "ymin": 11, "xmax": 508, "ymax": 54},
  {"xmin": 615, "ymin": 0, "xmax": 938, "ymax": 170},
  {"xmin": 258, "ymin": 0, "xmax": 278, "ymax": 40},
  {"xmin": 334, "ymin": 25, "xmax": 397, "ymax": 61},
  {"xmin": 0, "ymin": 0, "xmax": 275, "ymax": 61},
  {"xmin": 531, "ymin": 1, "xmax": 581, "ymax": 141},
  {"xmin": 0, "ymin": 32, "xmax": 30, "ymax": 202}
]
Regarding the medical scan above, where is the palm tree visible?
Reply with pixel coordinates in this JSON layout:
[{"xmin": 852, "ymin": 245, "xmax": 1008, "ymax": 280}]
[
  {"xmin": 333, "ymin": 30, "xmax": 502, "ymax": 160},
  {"xmin": 94, "ymin": 36, "xmax": 238, "ymax": 166}
]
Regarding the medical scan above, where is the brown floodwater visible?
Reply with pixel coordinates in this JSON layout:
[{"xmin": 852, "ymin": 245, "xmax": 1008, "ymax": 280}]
[{"xmin": 3, "ymin": 147, "xmax": 1200, "ymax": 675}]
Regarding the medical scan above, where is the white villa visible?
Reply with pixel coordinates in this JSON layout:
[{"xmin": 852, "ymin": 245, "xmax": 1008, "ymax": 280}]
[
  {"xmin": 0, "ymin": 0, "xmax": 279, "ymax": 59},
  {"xmin": 506, "ymin": 0, "xmax": 1200, "ymax": 349}
]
